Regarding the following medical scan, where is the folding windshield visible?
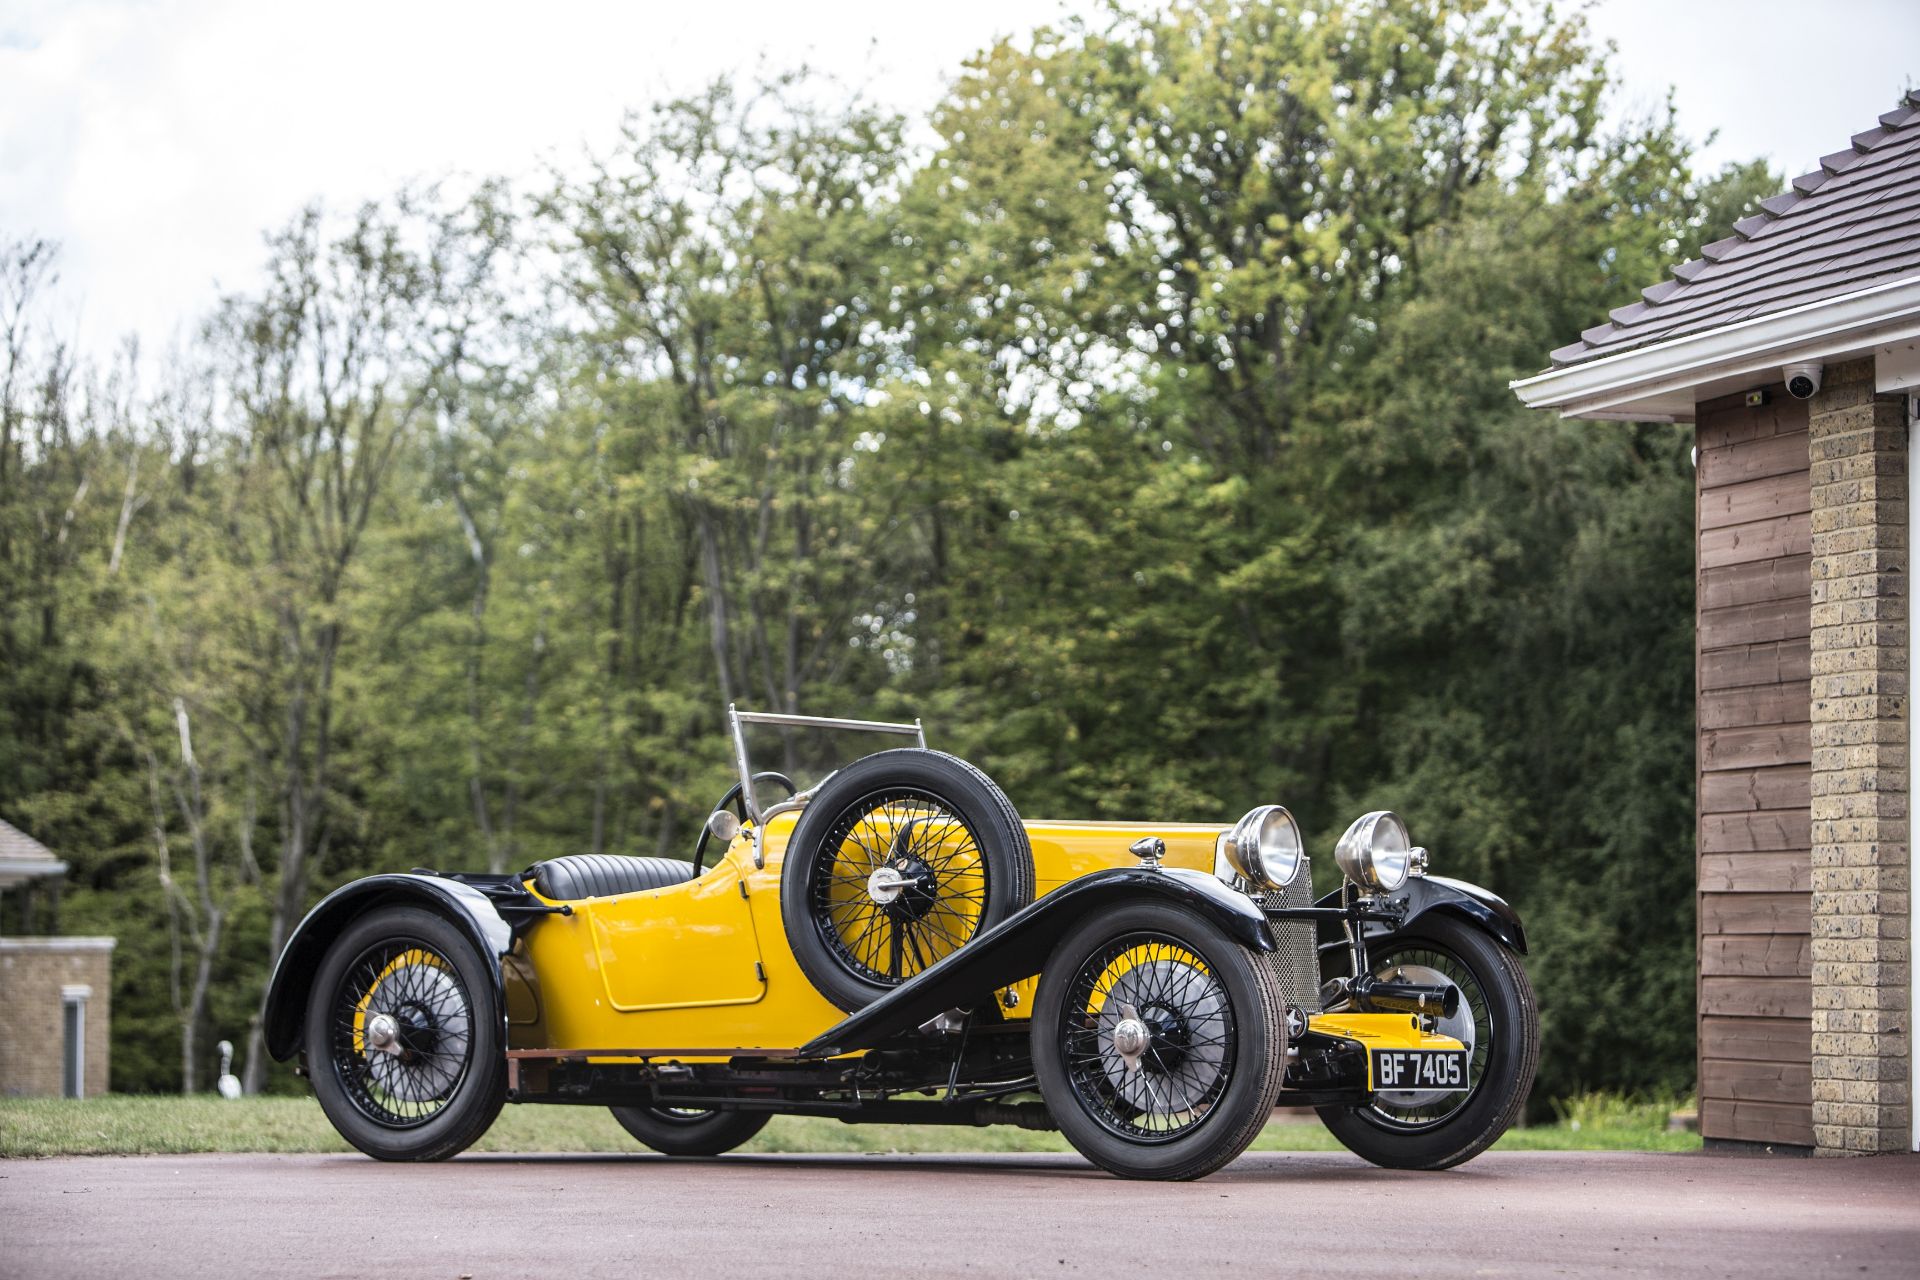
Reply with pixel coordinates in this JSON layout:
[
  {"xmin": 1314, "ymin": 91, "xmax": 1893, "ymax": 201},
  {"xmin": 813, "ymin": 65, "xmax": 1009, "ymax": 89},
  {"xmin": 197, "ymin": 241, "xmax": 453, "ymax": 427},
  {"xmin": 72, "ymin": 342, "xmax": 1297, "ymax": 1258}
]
[{"xmin": 726, "ymin": 706, "xmax": 926, "ymax": 825}]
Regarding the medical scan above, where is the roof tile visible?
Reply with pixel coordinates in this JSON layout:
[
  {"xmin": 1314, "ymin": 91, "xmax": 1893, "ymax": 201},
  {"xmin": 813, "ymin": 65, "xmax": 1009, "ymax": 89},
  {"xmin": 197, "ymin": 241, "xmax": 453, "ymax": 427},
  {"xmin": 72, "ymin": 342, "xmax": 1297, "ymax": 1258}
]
[
  {"xmin": 1537, "ymin": 92, "xmax": 1920, "ymax": 370},
  {"xmin": 0, "ymin": 818, "xmax": 60, "ymax": 866},
  {"xmin": 1820, "ymin": 147, "xmax": 1867, "ymax": 174}
]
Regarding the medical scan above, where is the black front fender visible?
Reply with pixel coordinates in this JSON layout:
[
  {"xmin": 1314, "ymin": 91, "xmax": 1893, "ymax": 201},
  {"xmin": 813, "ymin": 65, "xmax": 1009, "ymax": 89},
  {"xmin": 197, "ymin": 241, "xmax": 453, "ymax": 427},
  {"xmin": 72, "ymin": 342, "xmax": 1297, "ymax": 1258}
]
[
  {"xmin": 1314, "ymin": 873, "xmax": 1528, "ymax": 957},
  {"xmin": 262, "ymin": 874, "xmax": 515, "ymax": 1062},
  {"xmin": 799, "ymin": 866, "xmax": 1273, "ymax": 1057}
]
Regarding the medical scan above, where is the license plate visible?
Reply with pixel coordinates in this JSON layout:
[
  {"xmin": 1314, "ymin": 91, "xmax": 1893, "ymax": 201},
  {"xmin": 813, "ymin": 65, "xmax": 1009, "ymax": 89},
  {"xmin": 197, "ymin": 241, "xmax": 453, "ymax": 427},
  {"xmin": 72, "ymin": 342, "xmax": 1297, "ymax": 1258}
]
[{"xmin": 1372, "ymin": 1049, "xmax": 1469, "ymax": 1092}]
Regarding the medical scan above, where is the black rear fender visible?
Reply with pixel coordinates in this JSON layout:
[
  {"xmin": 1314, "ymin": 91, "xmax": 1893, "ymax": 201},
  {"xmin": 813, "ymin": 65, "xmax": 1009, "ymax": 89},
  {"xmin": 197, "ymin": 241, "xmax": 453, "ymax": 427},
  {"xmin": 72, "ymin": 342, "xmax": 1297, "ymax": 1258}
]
[
  {"xmin": 262, "ymin": 874, "xmax": 514, "ymax": 1062},
  {"xmin": 799, "ymin": 867, "xmax": 1273, "ymax": 1057}
]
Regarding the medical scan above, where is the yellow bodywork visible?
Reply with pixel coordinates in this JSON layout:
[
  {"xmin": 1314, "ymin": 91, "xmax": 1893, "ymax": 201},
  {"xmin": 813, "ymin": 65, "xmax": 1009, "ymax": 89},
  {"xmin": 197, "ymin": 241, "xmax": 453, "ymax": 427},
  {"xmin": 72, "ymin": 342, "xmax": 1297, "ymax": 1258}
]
[
  {"xmin": 510, "ymin": 816, "xmax": 1225, "ymax": 1061},
  {"xmin": 504, "ymin": 814, "xmax": 1464, "ymax": 1074}
]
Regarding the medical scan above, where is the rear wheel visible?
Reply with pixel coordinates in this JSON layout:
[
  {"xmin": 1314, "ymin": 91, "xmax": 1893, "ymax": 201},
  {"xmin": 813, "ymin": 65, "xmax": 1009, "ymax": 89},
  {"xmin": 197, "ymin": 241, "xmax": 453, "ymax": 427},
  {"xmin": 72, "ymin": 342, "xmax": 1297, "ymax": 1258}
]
[
  {"xmin": 1032, "ymin": 901, "xmax": 1287, "ymax": 1181},
  {"xmin": 608, "ymin": 1105, "xmax": 770, "ymax": 1156},
  {"xmin": 781, "ymin": 749, "xmax": 1034, "ymax": 1011},
  {"xmin": 305, "ymin": 905, "xmax": 505, "ymax": 1161},
  {"xmin": 1316, "ymin": 914, "xmax": 1538, "ymax": 1170}
]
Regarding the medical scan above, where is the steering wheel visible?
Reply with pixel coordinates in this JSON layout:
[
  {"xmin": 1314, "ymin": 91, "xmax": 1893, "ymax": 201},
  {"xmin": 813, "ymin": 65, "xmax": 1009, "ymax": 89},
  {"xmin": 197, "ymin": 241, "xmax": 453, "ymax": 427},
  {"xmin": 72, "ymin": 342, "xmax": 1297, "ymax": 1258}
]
[{"xmin": 692, "ymin": 772, "xmax": 798, "ymax": 873}]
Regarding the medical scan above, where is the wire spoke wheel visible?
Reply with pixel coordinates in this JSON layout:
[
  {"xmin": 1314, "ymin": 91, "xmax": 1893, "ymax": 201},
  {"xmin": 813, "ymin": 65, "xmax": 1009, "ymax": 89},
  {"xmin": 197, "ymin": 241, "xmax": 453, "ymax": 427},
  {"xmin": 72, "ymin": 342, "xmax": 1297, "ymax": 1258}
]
[
  {"xmin": 1364, "ymin": 946, "xmax": 1489, "ymax": 1130},
  {"xmin": 1315, "ymin": 914, "xmax": 1539, "ymax": 1171},
  {"xmin": 305, "ymin": 905, "xmax": 504, "ymax": 1161},
  {"xmin": 809, "ymin": 785, "xmax": 991, "ymax": 985},
  {"xmin": 327, "ymin": 937, "xmax": 476, "ymax": 1129},
  {"xmin": 1034, "ymin": 901, "xmax": 1286, "ymax": 1180},
  {"xmin": 1058, "ymin": 931, "xmax": 1238, "ymax": 1143},
  {"xmin": 783, "ymin": 749, "xmax": 1034, "ymax": 1011},
  {"xmin": 608, "ymin": 1104, "xmax": 771, "ymax": 1156}
]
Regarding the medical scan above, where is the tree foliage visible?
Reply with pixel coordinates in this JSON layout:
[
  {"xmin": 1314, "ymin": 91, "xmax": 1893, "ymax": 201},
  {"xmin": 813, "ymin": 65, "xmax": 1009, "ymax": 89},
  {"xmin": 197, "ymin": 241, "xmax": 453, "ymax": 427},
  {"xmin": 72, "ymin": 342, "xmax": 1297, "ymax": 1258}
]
[{"xmin": 0, "ymin": 0, "xmax": 1772, "ymax": 1106}]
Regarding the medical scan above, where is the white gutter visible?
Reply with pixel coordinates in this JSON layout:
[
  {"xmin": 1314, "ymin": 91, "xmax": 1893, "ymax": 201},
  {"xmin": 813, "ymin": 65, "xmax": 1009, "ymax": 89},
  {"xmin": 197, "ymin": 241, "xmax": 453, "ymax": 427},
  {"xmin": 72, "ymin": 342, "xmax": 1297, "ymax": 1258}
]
[
  {"xmin": 1511, "ymin": 276, "xmax": 1920, "ymax": 419},
  {"xmin": 0, "ymin": 857, "xmax": 67, "ymax": 882}
]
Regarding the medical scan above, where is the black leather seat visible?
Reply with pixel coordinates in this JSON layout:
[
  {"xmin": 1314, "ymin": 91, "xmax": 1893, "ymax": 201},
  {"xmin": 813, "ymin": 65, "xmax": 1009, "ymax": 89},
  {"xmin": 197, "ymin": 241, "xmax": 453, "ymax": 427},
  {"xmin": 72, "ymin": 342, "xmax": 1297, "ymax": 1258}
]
[{"xmin": 528, "ymin": 854, "xmax": 698, "ymax": 901}]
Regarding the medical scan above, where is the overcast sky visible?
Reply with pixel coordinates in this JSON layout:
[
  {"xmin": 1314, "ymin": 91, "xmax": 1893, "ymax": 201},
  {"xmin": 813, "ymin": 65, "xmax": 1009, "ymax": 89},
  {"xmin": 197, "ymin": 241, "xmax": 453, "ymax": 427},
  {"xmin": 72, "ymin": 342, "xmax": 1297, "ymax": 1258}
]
[{"xmin": 2, "ymin": 0, "xmax": 1915, "ymax": 356}]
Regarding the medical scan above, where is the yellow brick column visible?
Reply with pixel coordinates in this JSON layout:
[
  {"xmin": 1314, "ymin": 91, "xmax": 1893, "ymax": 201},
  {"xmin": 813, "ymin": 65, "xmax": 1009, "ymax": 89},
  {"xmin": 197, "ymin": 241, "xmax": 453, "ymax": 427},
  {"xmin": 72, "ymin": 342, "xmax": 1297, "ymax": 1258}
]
[{"xmin": 1807, "ymin": 355, "xmax": 1912, "ymax": 1154}]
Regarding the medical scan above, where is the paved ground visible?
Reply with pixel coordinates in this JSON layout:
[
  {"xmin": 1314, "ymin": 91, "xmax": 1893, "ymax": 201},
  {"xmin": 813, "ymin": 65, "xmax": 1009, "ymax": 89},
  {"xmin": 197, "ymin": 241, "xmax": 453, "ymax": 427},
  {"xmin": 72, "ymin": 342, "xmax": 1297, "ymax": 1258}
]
[{"xmin": 2, "ymin": 1148, "xmax": 1916, "ymax": 1278}]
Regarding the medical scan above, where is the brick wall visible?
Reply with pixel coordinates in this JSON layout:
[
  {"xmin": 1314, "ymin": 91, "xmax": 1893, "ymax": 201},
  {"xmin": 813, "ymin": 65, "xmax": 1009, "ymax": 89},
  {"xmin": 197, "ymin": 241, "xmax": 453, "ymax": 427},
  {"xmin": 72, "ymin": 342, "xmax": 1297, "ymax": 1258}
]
[
  {"xmin": 0, "ymin": 939, "xmax": 113, "ymax": 1097},
  {"xmin": 1807, "ymin": 355, "xmax": 1914, "ymax": 1154}
]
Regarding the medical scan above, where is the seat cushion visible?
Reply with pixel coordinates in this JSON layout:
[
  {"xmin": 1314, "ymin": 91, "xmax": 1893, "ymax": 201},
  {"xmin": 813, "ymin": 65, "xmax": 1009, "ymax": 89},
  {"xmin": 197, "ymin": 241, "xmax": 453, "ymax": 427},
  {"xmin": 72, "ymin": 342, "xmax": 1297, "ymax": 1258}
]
[{"xmin": 529, "ymin": 854, "xmax": 697, "ymax": 901}]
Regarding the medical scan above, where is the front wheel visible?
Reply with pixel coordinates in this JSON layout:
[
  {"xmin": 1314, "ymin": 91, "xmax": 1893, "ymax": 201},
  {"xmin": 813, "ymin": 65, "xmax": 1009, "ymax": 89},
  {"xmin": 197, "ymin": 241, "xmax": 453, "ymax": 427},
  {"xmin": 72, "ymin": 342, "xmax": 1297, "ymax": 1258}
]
[
  {"xmin": 305, "ymin": 905, "xmax": 505, "ymax": 1161},
  {"xmin": 1316, "ymin": 913, "xmax": 1539, "ymax": 1170},
  {"xmin": 1032, "ymin": 901, "xmax": 1287, "ymax": 1181},
  {"xmin": 609, "ymin": 1105, "xmax": 770, "ymax": 1156}
]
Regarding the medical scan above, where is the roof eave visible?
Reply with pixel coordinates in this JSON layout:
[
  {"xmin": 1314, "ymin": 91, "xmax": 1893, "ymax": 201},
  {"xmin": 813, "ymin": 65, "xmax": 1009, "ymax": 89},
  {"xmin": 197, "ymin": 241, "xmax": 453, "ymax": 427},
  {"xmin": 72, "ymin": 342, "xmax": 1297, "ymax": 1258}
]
[{"xmin": 1510, "ymin": 276, "xmax": 1920, "ymax": 422}]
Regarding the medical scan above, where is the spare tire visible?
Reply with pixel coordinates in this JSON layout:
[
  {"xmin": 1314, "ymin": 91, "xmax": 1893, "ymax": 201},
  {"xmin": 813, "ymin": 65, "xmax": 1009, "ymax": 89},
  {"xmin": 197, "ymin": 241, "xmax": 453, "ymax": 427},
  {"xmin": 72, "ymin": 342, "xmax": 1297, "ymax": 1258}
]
[{"xmin": 780, "ymin": 748, "xmax": 1034, "ymax": 1011}]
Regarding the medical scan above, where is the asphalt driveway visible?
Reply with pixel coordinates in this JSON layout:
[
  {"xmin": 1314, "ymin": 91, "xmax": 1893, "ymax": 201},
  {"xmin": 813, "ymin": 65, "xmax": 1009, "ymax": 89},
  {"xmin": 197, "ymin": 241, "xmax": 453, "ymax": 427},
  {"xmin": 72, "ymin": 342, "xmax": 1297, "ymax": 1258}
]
[{"xmin": 2, "ymin": 1148, "xmax": 1915, "ymax": 1278}]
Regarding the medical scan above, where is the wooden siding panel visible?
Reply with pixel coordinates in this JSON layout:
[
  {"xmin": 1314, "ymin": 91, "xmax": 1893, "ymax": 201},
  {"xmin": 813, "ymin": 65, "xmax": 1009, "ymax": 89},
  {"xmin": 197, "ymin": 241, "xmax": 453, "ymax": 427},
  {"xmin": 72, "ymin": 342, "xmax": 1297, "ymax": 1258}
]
[
  {"xmin": 1695, "ymin": 395, "xmax": 1809, "ymax": 447},
  {"xmin": 1701, "ymin": 893, "xmax": 1813, "ymax": 935},
  {"xmin": 1699, "ymin": 1098, "xmax": 1814, "ymax": 1147},
  {"xmin": 1700, "ymin": 976, "xmax": 1814, "ymax": 1018},
  {"xmin": 1699, "ymin": 852, "xmax": 1813, "ymax": 893},
  {"xmin": 1701, "ymin": 723, "xmax": 1812, "ymax": 771},
  {"xmin": 1699, "ymin": 765, "xmax": 1810, "ymax": 814},
  {"xmin": 1699, "ymin": 511, "xmax": 1811, "ymax": 568},
  {"xmin": 1699, "ymin": 811, "xmax": 1812, "ymax": 854},
  {"xmin": 1698, "ymin": 472, "xmax": 1812, "ymax": 531},
  {"xmin": 1699, "ymin": 682, "xmax": 1808, "ymax": 730},
  {"xmin": 1699, "ymin": 639, "xmax": 1810, "ymax": 691},
  {"xmin": 1695, "ymin": 397, "xmax": 1813, "ymax": 1151},
  {"xmin": 1699, "ymin": 554, "xmax": 1811, "ymax": 610},
  {"xmin": 1700, "ymin": 1016, "xmax": 1812, "ymax": 1065},
  {"xmin": 1697, "ymin": 431, "xmax": 1810, "ymax": 490},
  {"xmin": 1701, "ymin": 1058, "xmax": 1814, "ymax": 1105},
  {"xmin": 1698, "ymin": 599, "xmax": 1810, "ymax": 651},
  {"xmin": 1700, "ymin": 935, "xmax": 1813, "ymax": 977}
]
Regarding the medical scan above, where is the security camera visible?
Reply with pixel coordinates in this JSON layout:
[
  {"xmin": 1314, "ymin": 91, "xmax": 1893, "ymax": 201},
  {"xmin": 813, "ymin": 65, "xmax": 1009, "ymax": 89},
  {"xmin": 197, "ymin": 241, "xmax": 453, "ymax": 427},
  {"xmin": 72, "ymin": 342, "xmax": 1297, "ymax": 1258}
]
[{"xmin": 1784, "ymin": 362, "xmax": 1823, "ymax": 400}]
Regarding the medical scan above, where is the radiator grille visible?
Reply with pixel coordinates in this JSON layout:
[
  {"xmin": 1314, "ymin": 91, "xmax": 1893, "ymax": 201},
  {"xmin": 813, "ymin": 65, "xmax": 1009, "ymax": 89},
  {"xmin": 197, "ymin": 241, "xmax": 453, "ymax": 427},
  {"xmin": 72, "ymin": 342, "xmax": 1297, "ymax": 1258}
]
[{"xmin": 1264, "ymin": 860, "xmax": 1322, "ymax": 1014}]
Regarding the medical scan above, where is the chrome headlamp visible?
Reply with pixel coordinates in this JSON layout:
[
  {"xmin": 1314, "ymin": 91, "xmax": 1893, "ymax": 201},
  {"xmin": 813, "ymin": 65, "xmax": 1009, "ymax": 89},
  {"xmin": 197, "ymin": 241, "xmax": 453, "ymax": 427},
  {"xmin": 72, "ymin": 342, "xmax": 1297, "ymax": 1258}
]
[
  {"xmin": 1334, "ymin": 810, "xmax": 1427, "ymax": 893},
  {"xmin": 1218, "ymin": 804, "xmax": 1304, "ymax": 891}
]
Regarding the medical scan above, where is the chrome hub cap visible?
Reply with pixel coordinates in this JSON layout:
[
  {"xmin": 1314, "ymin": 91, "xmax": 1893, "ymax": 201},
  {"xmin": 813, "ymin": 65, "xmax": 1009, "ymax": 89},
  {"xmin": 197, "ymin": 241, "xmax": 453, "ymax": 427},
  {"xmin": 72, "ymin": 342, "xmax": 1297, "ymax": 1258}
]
[
  {"xmin": 363, "ymin": 960, "xmax": 470, "ymax": 1104},
  {"xmin": 866, "ymin": 864, "xmax": 909, "ymax": 905},
  {"xmin": 364, "ymin": 1012, "xmax": 401, "ymax": 1056},
  {"xmin": 1110, "ymin": 1004, "xmax": 1151, "ymax": 1072},
  {"xmin": 1099, "ymin": 959, "xmax": 1229, "ymax": 1113}
]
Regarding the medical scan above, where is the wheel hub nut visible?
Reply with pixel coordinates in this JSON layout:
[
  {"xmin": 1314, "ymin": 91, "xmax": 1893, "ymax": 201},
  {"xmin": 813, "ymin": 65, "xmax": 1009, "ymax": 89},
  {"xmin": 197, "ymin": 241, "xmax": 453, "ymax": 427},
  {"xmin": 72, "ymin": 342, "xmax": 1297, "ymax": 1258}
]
[
  {"xmin": 364, "ymin": 1012, "xmax": 401, "ymax": 1056},
  {"xmin": 866, "ymin": 864, "xmax": 909, "ymax": 905},
  {"xmin": 1111, "ymin": 1002, "xmax": 1150, "ymax": 1073}
]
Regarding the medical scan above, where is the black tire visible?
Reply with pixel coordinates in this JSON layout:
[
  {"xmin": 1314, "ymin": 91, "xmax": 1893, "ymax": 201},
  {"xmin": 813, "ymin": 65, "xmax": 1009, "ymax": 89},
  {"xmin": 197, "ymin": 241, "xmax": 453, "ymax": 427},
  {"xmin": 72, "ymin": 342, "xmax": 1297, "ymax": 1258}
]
[
  {"xmin": 1032, "ymin": 901, "xmax": 1287, "ymax": 1181},
  {"xmin": 1316, "ymin": 913, "xmax": 1539, "ymax": 1170},
  {"xmin": 781, "ymin": 748, "xmax": 1035, "ymax": 1011},
  {"xmin": 305, "ymin": 905, "xmax": 505, "ymax": 1161},
  {"xmin": 608, "ymin": 1105, "xmax": 771, "ymax": 1156}
]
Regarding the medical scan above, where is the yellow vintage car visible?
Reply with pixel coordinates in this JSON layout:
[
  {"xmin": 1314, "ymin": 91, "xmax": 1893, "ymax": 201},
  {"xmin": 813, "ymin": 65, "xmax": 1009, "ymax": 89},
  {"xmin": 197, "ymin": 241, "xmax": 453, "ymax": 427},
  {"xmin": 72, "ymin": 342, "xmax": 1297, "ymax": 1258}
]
[{"xmin": 264, "ymin": 709, "xmax": 1538, "ymax": 1180}]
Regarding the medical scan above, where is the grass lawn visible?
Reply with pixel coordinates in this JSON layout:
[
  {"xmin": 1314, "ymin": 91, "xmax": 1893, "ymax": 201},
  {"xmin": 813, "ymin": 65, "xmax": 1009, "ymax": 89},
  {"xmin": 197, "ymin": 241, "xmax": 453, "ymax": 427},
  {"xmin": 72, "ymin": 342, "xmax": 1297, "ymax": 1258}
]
[{"xmin": 0, "ymin": 1093, "xmax": 1698, "ymax": 1158}]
